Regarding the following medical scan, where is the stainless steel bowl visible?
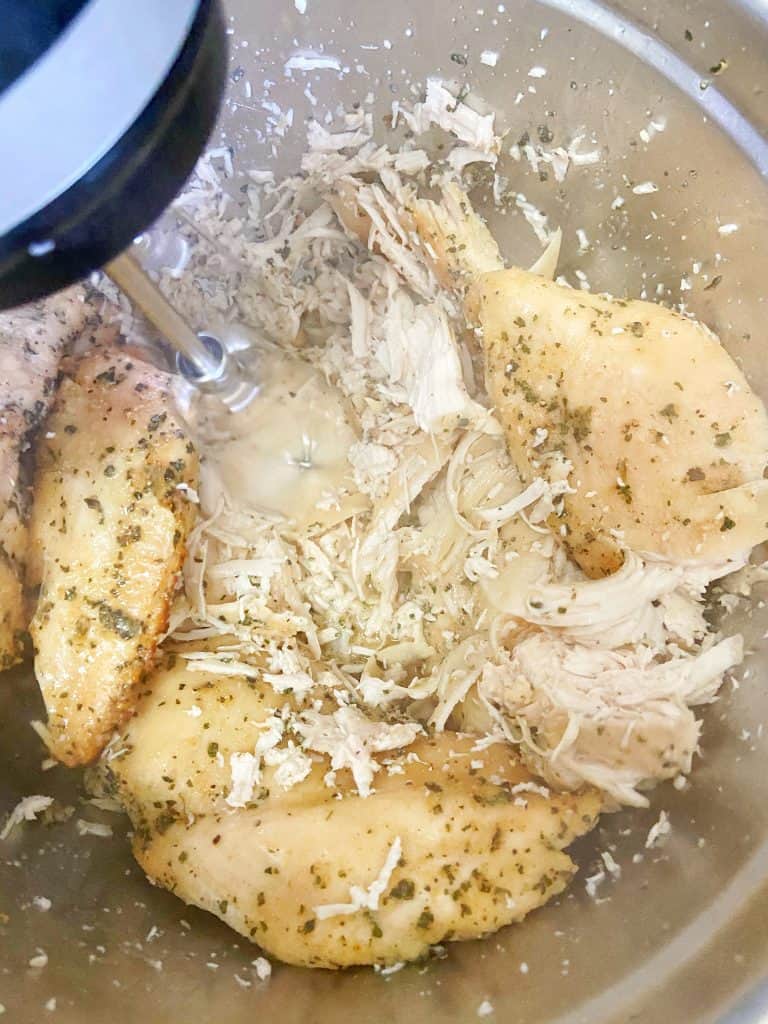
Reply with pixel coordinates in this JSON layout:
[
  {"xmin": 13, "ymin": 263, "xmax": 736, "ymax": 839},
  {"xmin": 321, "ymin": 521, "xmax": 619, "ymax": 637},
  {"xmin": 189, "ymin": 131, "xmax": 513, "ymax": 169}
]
[{"xmin": 3, "ymin": 1, "xmax": 768, "ymax": 1020}]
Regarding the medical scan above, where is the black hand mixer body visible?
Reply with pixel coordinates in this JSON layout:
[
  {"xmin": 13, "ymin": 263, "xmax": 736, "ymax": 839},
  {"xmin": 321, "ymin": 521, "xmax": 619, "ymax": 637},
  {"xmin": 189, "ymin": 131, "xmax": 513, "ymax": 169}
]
[{"xmin": 0, "ymin": 0, "xmax": 227, "ymax": 309}]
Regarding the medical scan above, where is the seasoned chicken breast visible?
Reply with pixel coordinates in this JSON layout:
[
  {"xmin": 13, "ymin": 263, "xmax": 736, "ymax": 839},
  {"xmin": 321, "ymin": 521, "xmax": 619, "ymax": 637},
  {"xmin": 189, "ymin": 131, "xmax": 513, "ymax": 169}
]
[
  {"xmin": 102, "ymin": 652, "xmax": 600, "ymax": 968},
  {"xmin": 473, "ymin": 268, "xmax": 768, "ymax": 575},
  {"xmin": 28, "ymin": 348, "xmax": 199, "ymax": 765},
  {"xmin": 407, "ymin": 186, "xmax": 768, "ymax": 576},
  {"xmin": 0, "ymin": 288, "xmax": 89, "ymax": 668}
]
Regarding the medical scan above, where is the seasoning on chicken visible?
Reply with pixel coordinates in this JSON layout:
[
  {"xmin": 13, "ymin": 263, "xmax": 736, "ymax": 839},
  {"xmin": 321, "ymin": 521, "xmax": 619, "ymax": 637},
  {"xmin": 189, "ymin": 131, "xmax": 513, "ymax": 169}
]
[
  {"xmin": 102, "ymin": 652, "xmax": 601, "ymax": 968},
  {"xmin": 27, "ymin": 348, "xmax": 199, "ymax": 765},
  {"xmin": 71, "ymin": 96, "xmax": 767, "ymax": 968},
  {"xmin": 0, "ymin": 287, "xmax": 89, "ymax": 668},
  {"xmin": 409, "ymin": 184, "xmax": 768, "ymax": 576},
  {"xmin": 472, "ymin": 267, "xmax": 768, "ymax": 576}
]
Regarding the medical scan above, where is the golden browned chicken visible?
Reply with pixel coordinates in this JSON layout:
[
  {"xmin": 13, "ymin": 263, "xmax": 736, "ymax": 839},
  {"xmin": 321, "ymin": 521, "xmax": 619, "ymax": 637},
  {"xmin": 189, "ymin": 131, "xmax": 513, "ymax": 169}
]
[
  {"xmin": 405, "ymin": 184, "xmax": 768, "ymax": 577},
  {"xmin": 102, "ymin": 651, "xmax": 600, "ymax": 968},
  {"xmin": 0, "ymin": 288, "xmax": 89, "ymax": 668},
  {"xmin": 27, "ymin": 348, "xmax": 199, "ymax": 765},
  {"xmin": 473, "ymin": 268, "xmax": 768, "ymax": 576}
]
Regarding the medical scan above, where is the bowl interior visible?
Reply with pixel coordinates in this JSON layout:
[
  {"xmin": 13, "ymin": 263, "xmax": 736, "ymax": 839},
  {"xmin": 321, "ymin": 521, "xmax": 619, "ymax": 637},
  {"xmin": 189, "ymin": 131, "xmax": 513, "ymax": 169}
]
[{"xmin": 3, "ymin": 1, "xmax": 768, "ymax": 1021}]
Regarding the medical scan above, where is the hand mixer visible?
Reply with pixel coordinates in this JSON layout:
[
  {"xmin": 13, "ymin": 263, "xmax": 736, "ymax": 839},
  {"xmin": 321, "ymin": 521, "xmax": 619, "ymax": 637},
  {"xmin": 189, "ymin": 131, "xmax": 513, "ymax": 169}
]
[
  {"xmin": 104, "ymin": 249, "xmax": 259, "ymax": 412},
  {"xmin": 0, "ymin": 0, "xmax": 256, "ymax": 409}
]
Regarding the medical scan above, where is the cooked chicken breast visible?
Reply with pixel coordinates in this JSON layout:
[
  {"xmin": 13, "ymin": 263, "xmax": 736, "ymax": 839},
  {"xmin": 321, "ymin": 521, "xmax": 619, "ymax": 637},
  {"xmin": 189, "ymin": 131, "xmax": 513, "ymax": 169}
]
[
  {"xmin": 406, "ymin": 186, "xmax": 768, "ymax": 576},
  {"xmin": 473, "ymin": 268, "xmax": 768, "ymax": 575},
  {"xmin": 28, "ymin": 349, "xmax": 199, "ymax": 765},
  {"xmin": 0, "ymin": 288, "xmax": 89, "ymax": 668},
  {"xmin": 102, "ymin": 652, "xmax": 600, "ymax": 968}
]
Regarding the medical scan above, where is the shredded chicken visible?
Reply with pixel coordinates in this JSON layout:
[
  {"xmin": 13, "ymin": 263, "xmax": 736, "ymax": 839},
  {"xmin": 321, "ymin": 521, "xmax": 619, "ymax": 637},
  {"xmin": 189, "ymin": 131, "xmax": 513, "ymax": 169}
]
[
  {"xmin": 29, "ymin": 78, "xmax": 758, "ymax": 968},
  {"xmin": 476, "ymin": 631, "xmax": 743, "ymax": 807}
]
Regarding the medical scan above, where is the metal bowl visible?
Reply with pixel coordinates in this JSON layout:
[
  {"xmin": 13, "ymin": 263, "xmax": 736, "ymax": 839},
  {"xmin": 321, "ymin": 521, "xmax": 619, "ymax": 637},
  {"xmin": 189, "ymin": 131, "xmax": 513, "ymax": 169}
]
[{"xmin": 3, "ymin": 1, "xmax": 768, "ymax": 1020}]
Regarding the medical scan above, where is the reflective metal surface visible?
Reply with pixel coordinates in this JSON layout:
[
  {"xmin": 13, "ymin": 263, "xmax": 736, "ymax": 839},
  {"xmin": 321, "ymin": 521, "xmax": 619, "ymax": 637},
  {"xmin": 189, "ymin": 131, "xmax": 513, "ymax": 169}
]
[{"xmin": 3, "ymin": 0, "xmax": 768, "ymax": 1020}]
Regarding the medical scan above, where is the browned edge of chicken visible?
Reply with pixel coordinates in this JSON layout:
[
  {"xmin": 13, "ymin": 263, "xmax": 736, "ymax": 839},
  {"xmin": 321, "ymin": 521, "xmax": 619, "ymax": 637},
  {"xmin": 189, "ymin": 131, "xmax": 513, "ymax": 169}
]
[{"xmin": 27, "ymin": 347, "xmax": 199, "ymax": 765}]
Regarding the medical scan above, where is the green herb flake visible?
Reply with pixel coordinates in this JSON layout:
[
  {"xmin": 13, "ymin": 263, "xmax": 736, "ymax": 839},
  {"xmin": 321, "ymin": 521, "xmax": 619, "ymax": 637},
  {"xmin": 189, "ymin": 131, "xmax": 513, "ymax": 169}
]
[
  {"xmin": 568, "ymin": 405, "xmax": 593, "ymax": 443},
  {"xmin": 390, "ymin": 879, "xmax": 416, "ymax": 900},
  {"xmin": 117, "ymin": 525, "xmax": 142, "ymax": 546},
  {"xmin": 98, "ymin": 604, "xmax": 141, "ymax": 640},
  {"xmin": 515, "ymin": 378, "xmax": 539, "ymax": 404}
]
